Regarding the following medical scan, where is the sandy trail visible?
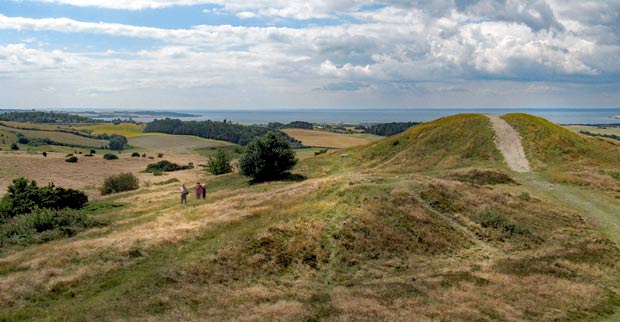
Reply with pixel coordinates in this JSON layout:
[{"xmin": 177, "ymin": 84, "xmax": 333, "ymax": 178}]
[{"xmin": 486, "ymin": 115, "xmax": 531, "ymax": 173}]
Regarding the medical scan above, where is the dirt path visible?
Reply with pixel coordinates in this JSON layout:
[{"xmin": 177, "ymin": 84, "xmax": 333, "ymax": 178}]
[{"xmin": 486, "ymin": 114, "xmax": 531, "ymax": 173}]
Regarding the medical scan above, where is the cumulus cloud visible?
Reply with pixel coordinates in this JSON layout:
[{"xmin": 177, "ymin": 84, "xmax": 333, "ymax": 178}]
[{"xmin": 0, "ymin": 0, "xmax": 618, "ymax": 108}]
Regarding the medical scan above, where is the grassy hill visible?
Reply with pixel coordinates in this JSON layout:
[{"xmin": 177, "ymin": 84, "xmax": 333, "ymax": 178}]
[
  {"xmin": 503, "ymin": 113, "xmax": 620, "ymax": 191},
  {"xmin": 1, "ymin": 113, "xmax": 619, "ymax": 321}
]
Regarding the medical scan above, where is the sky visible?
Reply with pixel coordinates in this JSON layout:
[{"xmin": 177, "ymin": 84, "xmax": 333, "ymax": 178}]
[{"xmin": 0, "ymin": 0, "xmax": 618, "ymax": 110}]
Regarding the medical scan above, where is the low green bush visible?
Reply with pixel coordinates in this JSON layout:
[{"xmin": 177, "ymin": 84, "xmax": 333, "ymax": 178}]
[
  {"xmin": 1, "ymin": 208, "xmax": 103, "ymax": 247},
  {"xmin": 131, "ymin": 152, "xmax": 141, "ymax": 157},
  {"xmin": 103, "ymin": 153, "xmax": 119, "ymax": 160},
  {"xmin": 100, "ymin": 173, "xmax": 140, "ymax": 195},
  {"xmin": 145, "ymin": 160, "xmax": 192, "ymax": 173},
  {"xmin": 65, "ymin": 156, "xmax": 78, "ymax": 163}
]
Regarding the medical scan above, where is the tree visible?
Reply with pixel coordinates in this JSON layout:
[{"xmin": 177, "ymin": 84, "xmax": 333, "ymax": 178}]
[
  {"xmin": 108, "ymin": 137, "xmax": 125, "ymax": 151},
  {"xmin": 239, "ymin": 132, "xmax": 297, "ymax": 181},
  {"xmin": 206, "ymin": 149, "xmax": 232, "ymax": 175}
]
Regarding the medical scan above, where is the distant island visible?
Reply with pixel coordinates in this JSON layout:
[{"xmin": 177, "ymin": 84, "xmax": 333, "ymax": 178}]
[{"xmin": 77, "ymin": 110, "xmax": 200, "ymax": 119}]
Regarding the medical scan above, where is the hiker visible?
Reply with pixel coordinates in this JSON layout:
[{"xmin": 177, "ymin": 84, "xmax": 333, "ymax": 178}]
[
  {"xmin": 195, "ymin": 182, "xmax": 203, "ymax": 201},
  {"xmin": 201, "ymin": 182, "xmax": 207, "ymax": 199},
  {"xmin": 180, "ymin": 184, "xmax": 188, "ymax": 204}
]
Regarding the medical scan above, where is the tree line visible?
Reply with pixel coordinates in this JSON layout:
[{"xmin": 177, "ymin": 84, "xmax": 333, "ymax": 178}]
[
  {"xmin": 357, "ymin": 122, "xmax": 420, "ymax": 136},
  {"xmin": 144, "ymin": 118, "xmax": 302, "ymax": 147},
  {"xmin": 0, "ymin": 111, "xmax": 99, "ymax": 124}
]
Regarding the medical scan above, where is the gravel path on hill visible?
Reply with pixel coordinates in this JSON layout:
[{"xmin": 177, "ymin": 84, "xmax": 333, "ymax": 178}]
[{"xmin": 487, "ymin": 114, "xmax": 531, "ymax": 173}]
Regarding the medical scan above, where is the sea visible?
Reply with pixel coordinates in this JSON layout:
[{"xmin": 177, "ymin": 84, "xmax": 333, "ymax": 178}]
[{"xmin": 85, "ymin": 108, "xmax": 620, "ymax": 125}]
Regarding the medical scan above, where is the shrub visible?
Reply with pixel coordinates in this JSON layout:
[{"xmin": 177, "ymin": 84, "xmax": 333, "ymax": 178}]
[
  {"xmin": 90, "ymin": 149, "xmax": 96, "ymax": 154},
  {"xmin": 157, "ymin": 153, "xmax": 164, "ymax": 158},
  {"xmin": 0, "ymin": 178, "xmax": 88, "ymax": 219},
  {"xmin": 17, "ymin": 136, "xmax": 29, "ymax": 144},
  {"xmin": 239, "ymin": 132, "xmax": 298, "ymax": 181},
  {"xmin": 100, "ymin": 173, "xmax": 140, "ymax": 195},
  {"xmin": 145, "ymin": 160, "xmax": 192, "ymax": 173},
  {"xmin": 206, "ymin": 149, "xmax": 233, "ymax": 175},
  {"xmin": 66, "ymin": 153, "xmax": 74, "ymax": 157},
  {"xmin": 10, "ymin": 143, "xmax": 19, "ymax": 150},
  {"xmin": 131, "ymin": 152, "xmax": 141, "ymax": 157},
  {"xmin": 1, "ymin": 208, "xmax": 102, "ymax": 246},
  {"xmin": 65, "ymin": 156, "xmax": 78, "ymax": 163},
  {"xmin": 141, "ymin": 153, "xmax": 147, "ymax": 158},
  {"xmin": 314, "ymin": 148, "xmax": 329, "ymax": 156},
  {"xmin": 42, "ymin": 152, "xmax": 47, "ymax": 157},
  {"xmin": 103, "ymin": 153, "xmax": 119, "ymax": 160}
]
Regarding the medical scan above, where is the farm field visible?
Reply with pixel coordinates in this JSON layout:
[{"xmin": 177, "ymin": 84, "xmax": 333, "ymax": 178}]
[
  {"xmin": 0, "ymin": 151, "xmax": 204, "ymax": 197},
  {"xmin": 129, "ymin": 134, "xmax": 233, "ymax": 154},
  {"xmin": 282, "ymin": 128, "xmax": 380, "ymax": 148},
  {"xmin": 0, "ymin": 125, "xmax": 109, "ymax": 148},
  {"xmin": 566, "ymin": 125, "xmax": 620, "ymax": 136},
  {"xmin": 77, "ymin": 123, "xmax": 147, "ymax": 138}
]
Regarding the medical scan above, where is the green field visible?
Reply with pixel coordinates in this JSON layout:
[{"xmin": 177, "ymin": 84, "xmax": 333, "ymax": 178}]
[
  {"xmin": 128, "ymin": 134, "xmax": 233, "ymax": 154},
  {"xmin": 0, "ymin": 124, "xmax": 109, "ymax": 149}
]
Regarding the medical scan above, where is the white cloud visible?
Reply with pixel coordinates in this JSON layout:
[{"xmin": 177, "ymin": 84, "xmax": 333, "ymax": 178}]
[{"xmin": 1, "ymin": 0, "xmax": 618, "ymax": 108}]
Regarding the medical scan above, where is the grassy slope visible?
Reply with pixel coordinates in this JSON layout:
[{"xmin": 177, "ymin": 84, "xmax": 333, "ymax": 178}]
[
  {"xmin": 298, "ymin": 114, "xmax": 504, "ymax": 177},
  {"xmin": 1, "ymin": 114, "xmax": 620, "ymax": 321},
  {"xmin": 502, "ymin": 113, "xmax": 620, "ymax": 193}
]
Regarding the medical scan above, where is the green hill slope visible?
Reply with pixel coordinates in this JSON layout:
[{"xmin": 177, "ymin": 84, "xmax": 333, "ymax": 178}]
[
  {"xmin": 299, "ymin": 114, "xmax": 504, "ymax": 177},
  {"xmin": 1, "ymin": 114, "xmax": 619, "ymax": 321}
]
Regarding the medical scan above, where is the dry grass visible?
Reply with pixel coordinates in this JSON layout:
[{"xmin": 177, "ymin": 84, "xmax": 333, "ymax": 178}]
[
  {"xmin": 0, "ymin": 151, "xmax": 205, "ymax": 197},
  {"xmin": 282, "ymin": 129, "xmax": 376, "ymax": 148},
  {"xmin": 1, "ymin": 114, "xmax": 619, "ymax": 321}
]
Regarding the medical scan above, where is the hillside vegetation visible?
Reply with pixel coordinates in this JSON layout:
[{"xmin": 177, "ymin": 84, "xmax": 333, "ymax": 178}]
[
  {"xmin": 503, "ymin": 113, "xmax": 620, "ymax": 190},
  {"xmin": 0, "ymin": 113, "xmax": 619, "ymax": 321}
]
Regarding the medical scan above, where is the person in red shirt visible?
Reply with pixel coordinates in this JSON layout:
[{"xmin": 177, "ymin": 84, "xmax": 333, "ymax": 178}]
[{"xmin": 195, "ymin": 182, "xmax": 203, "ymax": 201}]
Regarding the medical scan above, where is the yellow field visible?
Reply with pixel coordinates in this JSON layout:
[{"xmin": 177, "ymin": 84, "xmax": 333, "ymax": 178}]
[
  {"xmin": 76, "ymin": 123, "xmax": 147, "ymax": 138},
  {"xmin": 128, "ymin": 134, "xmax": 233, "ymax": 153},
  {"xmin": 283, "ymin": 128, "xmax": 379, "ymax": 148}
]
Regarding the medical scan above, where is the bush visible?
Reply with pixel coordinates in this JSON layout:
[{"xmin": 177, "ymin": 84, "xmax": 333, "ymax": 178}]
[
  {"xmin": 157, "ymin": 153, "xmax": 164, "ymax": 158},
  {"xmin": 1, "ymin": 208, "xmax": 102, "ymax": 246},
  {"xmin": 42, "ymin": 152, "xmax": 47, "ymax": 157},
  {"xmin": 131, "ymin": 152, "xmax": 141, "ymax": 157},
  {"xmin": 0, "ymin": 178, "xmax": 88, "ymax": 219},
  {"xmin": 141, "ymin": 153, "xmax": 147, "ymax": 158},
  {"xmin": 239, "ymin": 132, "xmax": 298, "ymax": 181},
  {"xmin": 10, "ymin": 143, "xmax": 19, "ymax": 150},
  {"xmin": 90, "ymin": 149, "xmax": 96, "ymax": 154},
  {"xmin": 100, "ymin": 173, "xmax": 140, "ymax": 195},
  {"xmin": 103, "ymin": 153, "xmax": 119, "ymax": 160},
  {"xmin": 65, "ymin": 156, "xmax": 78, "ymax": 163},
  {"xmin": 145, "ymin": 160, "xmax": 192, "ymax": 173},
  {"xmin": 206, "ymin": 149, "xmax": 233, "ymax": 175},
  {"xmin": 17, "ymin": 136, "xmax": 30, "ymax": 144}
]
